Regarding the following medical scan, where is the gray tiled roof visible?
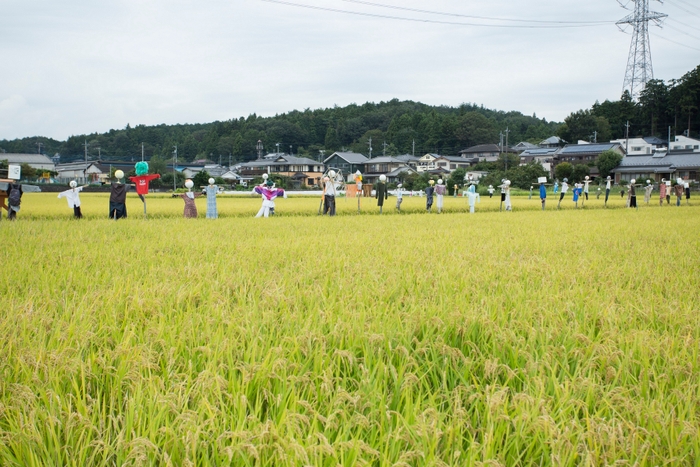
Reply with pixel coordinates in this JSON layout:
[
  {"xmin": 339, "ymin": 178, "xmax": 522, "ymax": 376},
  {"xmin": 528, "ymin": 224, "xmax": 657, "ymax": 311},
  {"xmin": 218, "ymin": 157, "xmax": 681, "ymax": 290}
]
[
  {"xmin": 520, "ymin": 148, "xmax": 559, "ymax": 156},
  {"xmin": 364, "ymin": 156, "xmax": 405, "ymax": 164},
  {"xmin": 325, "ymin": 152, "xmax": 368, "ymax": 164},
  {"xmin": 437, "ymin": 155, "xmax": 472, "ymax": 163},
  {"xmin": 559, "ymin": 143, "xmax": 621, "ymax": 154},
  {"xmin": 0, "ymin": 153, "xmax": 55, "ymax": 165},
  {"xmin": 617, "ymin": 152, "xmax": 700, "ymax": 169}
]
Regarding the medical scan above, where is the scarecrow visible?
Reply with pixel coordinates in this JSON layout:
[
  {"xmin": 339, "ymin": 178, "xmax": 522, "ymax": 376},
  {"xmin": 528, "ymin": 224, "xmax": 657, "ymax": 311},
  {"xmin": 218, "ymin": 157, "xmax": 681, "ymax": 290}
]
[
  {"xmin": 180, "ymin": 179, "xmax": 201, "ymax": 218},
  {"xmin": 58, "ymin": 181, "xmax": 88, "ymax": 218},
  {"xmin": 354, "ymin": 170, "xmax": 363, "ymax": 212},
  {"xmin": 321, "ymin": 170, "xmax": 338, "ymax": 216},
  {"xmin": 435, "ymin": 179, "xmax": 446, "ymax": 213},
  {"xmin": 628, "ymin": 179, "xmax": 638, "ymax": 209},
  {"xmin": 572, "ymin": 182, "xmax": 583, "ymax": 208},
  {"xmin": 425, "ymin": 179, "xmax": 435, "ymax": 212},
  {"xmin": 659, "ymin": 178, "xmax": 667, "ymax": 206},
  {"xmin": 557, "ymin": 178, "xmax": 569, "ymax": 209},
  {"xmin": 109, "ymin": 170, "xmax": 130, "ymax": 219},
  {"xmin": 254, "ymin": 176, "xmax": 286, "ymax": 218},
  {"xmin": 205, "ymin": 178, "xmax": 219, "ymax": 219},
  {"xmin": 582, "ymin": 176, "xmax": 592, "ymax": 207},
  {"xmin": 538, "ymin": 177, "xmax": 547, "ymax": 210},
  {"xmin": 503, "ymin": 180, "xmax": 512, "ymax": 211},
  {"xmin": 396, "ymin": 183, "xmax": 404, "ymax": 212},
  {"xmin": 487, "ymin": 185, "xmax": 494, "ymax": 198},
  {"xmin": 604, "ymin": 175, "xmax": 613, "ymax": 206},
  {"xmin": 466, "ymin": 184, "xmax": 480, "ymax": 213},
  {"xmin": 375, "ymin": 174, "xmax": 388, "ymax": 214},
  {"xmin": 129, "ymin": 161, "xmax": 160, "ymax": 218},
  {"xmin": 643, "ymin": 180, "xmax": 654, "ymax": 204}
]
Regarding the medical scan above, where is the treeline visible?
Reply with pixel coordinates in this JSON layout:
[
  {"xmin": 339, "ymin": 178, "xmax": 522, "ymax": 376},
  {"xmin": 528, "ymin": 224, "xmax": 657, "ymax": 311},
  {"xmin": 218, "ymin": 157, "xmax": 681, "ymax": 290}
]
[
  {"xmin": 558, "ymin": 65, "xmax": 700, "ymax": 143},
  {"xmin": 0, "ymin": 100, "xmax": 558, "ymax": 164}
]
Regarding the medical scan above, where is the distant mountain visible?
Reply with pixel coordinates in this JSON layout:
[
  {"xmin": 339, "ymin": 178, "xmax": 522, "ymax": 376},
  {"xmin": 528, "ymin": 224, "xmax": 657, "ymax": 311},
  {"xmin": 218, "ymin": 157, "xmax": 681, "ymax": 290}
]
[{"xmin": 1, "ymin": 99, "xmax": 560, "ymax": 163}]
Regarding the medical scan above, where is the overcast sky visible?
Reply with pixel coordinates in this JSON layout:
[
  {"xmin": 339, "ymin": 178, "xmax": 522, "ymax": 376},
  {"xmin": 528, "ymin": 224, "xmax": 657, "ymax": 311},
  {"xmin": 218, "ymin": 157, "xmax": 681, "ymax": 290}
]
[{"xmin": 1, "ymin": 0, "xmax": 698, "ymax": 141}]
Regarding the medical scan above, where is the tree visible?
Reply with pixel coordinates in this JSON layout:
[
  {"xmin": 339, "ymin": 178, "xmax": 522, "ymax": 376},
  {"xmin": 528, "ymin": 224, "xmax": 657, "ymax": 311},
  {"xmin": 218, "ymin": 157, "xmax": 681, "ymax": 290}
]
[
  {"xmin": 446, "ymin": 168, "xmax": 467, "ymax": 195},
  {"xmin": 596, "ymin": 150, "xmax": 623, "ymax": 178},
  {"xmin": 148, "ymin": 154, "xmax": 167, "ymax": 175},
  {"xmin": 571, "ymin": 164, "xmax": 590, "ymax": 182},
  {"xmin": 558, "ymin": 110, "xmax": 611, "ymax": 143},
  {"xmin": 554, "ymin": 162, "xmax": 573, "ymax": 181},
  {"xmin": 454, "ymin": 112, "xmax": 498, "ymax": 148},
  {"xmin": 192, "ymin": 170, "xmax": 210, "ymax": 188},
  {"xmin": 20, "ymin": 163, "xmax": 37, "ymax": 180}
]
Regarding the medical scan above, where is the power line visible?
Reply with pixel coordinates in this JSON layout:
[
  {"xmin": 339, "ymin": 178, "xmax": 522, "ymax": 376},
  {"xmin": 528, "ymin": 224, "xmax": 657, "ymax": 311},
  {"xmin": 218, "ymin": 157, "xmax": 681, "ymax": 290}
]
[
  {"xmin": 667, "ymin": 0, "xmax": 700, "ymax": 14},
  {"xmin": 665, "ymin": 1, "xmax": 700, "ymax": 18},
  {"xmin": 340, "ymin": 0, "xmax": 614, "ymax": 25},
  {"xmin": 664, "ymin": 22, "xmax": 700, "ymax": 41},
  {"xmin": 667, "ymin": 17, "xmax": 700, "ymax": 33},
  {"xmin": 650, "ymin": 31, "xmax": 700, "ymax": 52},
  {"xmin": 259, "ymin": 0, "xmax": 610, "ymax": 28}
]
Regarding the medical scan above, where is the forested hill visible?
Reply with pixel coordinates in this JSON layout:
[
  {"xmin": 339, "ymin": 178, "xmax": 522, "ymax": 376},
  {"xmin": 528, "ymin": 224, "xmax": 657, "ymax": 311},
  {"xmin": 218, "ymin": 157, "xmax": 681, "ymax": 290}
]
[{"xmin": 0, "ymin": 100, "xmax": 559, "ymax": 163}]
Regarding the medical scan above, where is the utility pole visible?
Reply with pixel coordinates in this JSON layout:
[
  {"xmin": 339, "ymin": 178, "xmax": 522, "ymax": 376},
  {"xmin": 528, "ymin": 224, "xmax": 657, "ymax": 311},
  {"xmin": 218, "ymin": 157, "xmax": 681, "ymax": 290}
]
[
  {"xmin": 141, "ymin": 142, "xmax": 144, "ymax": 162},
  {"xmin": 36, "ymin": 142, "xmax": 43, "ymax": 154},
  {"xmin": 256, "ymin": 140, "xmax": 263, "ymax": 160},
  {"xmin": 412, "ymin": 139, "xmax": 415, "ymax": 157},
  {"xmin": 368, "ymin": 137, "xmax": 373, "ymax": 159},
  {"xmin": 499, "ymin": 132, "xmax": 504, "ymax": 153},
  {"xmin": 592, "ymin": 131, "xmax": 598, "ymax": 143},
  {"xmin": 617, "ymin": 0, "xmax": 667, "ymax": 99},
  {"xmin": 96, "ymin": 147, "xmax": 101, "ymax": 159},
  {"xmin": 275, "ymin": 142, "xmax": 281, "ymax": 155},
  {"xmin": 173, "ymin": 145, "xmax": 178, "ymax": 191},
  {"xmin": 625, "ymin": 121, "xmax": 631, "ymax": 153},
  {"xmin": 84, "ymin": 140, "xmax": 88, "ymax": 164},
  {"xmin": 383, "ymin": 141, "xmax": 388, "ymax": 157},
  {"xmin": 289, "ymin": 145, "xmax": 292, "ymax": 156}
]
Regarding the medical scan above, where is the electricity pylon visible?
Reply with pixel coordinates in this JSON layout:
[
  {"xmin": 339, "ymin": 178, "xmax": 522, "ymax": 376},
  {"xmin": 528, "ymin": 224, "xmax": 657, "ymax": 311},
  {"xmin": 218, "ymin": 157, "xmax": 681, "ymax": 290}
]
[{"xmin": 617, "ymin": 0, "xmax": 667, "ymax": 99}]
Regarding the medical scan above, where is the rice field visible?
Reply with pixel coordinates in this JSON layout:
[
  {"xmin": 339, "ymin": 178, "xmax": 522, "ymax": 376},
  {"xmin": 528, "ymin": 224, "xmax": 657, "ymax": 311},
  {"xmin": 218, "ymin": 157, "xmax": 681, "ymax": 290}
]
[{"xmin": 1, "ymin": 192, "xmax": 699, "ymax": 466}]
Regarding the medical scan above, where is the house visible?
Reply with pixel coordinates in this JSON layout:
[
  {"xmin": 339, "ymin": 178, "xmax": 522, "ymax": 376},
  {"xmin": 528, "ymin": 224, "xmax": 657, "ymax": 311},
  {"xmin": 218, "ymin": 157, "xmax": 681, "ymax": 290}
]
[
  {"xmin": 323, "ymin": 152, "xmax": 369, "ymax": 179},
  {"xmin": 519, "ymin": 147, "xmax": 559, "ymax": 174},
  {"xmin": 610, "ymin": 136, "xmax": 668, "ymax": 155},
  {"xmin": 612, "ymin": 148, "xmax": 700, "ymax": 183},
  {"xmin": 432, "ymin": 155, "xmax": 474, "ymax": 172},
  {"xmin": 55, "ymin": 162, "xmax": 103, "ymax": 184},
  {"xmin": 0, "ymin": 153, "xmax": 56, "ymax": 171},
  {"xmin": 669, "ymin": 135, "xmax": 700, "ymax": 152},
  {"xmin": 513, "ymin": 141, "xmax": 539, "ymax": 152},
  {"xmin": 417, "ymin": 154, "xmax": 440, "ymax": 172},
  {"xmin": 552, "ymin": 143, "xmax": 626, "ymax": 178},
  {"xmin": 394, "ymin": 154, "xmax": 420, "ymax": 170},
  {"xmin": 539, "ymin": 136, "xmax": 565, "ymax": 148},
  {"xmin": 458, "ymin": 144, "xmax": 515, "ymax": 162},
  {"xmin": 363, "ymin": 156, "xmax": 416, "ymax": 183},
  {"xmin": 239, "ymin": 154, "xmax": 324, "ymax": 187}
]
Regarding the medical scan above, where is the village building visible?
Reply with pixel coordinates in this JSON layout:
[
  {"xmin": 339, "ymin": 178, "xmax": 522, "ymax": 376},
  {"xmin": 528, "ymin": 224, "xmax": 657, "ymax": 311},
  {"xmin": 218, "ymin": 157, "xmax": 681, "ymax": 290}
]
[
  {"xmin": 552, "ymin": 142, "xmax": 626, "ymax": 178},
  {"xmin": 238, "ymin": 153, "xmax": 324, "ymax": 187},
  {"xmin": 363, "ymin": 156, "xmax": 416, "ymax": 183},
  {"xmin": 417, "ymin": 153, "xmax": 440, "ymax": 172},
  {"xmin": 519, "ymin": 147, "xmax": 559, "ymax": 175},
  {"xmin": 323, "ymin": 152, "xmax": 369, "ymax": 179},
  {"xmin": 55, "ymin": 162, "xmax": 103, "ymax": 184},
  {"xmin": 433, "ymin": 155, "xmax": 474, "ymax": 172},
  {"xmin": 458, "ymin": 144, "xmax": 516, "ymax": 162},
  {"xmin": 612, "ymin": 147, "xmax": 700, "ymax": 183},
  {"xmin": 610, "ymin": 136, "xmax": 668, "ymax": 155},
  {"xmin": 0, "ymin": 153, "xmax": 56, "ymax": 172}
]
